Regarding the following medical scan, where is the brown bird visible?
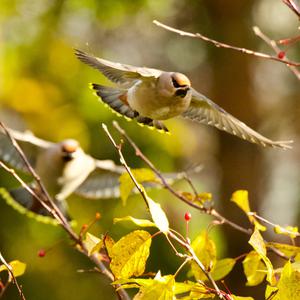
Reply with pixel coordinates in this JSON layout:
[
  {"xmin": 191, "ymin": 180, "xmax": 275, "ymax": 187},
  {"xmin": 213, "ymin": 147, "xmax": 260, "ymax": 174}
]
[{"xmin": 75, "ymin": 49, "xmax": 293, "ymax": 150}]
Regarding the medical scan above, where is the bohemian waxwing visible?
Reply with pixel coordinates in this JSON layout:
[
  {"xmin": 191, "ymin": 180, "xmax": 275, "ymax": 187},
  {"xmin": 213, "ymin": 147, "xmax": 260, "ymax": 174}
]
[
  {"xmin": 0, "ymin": 128, "xmax": 178, "ymax": 218},
  {"xmin": 75, "ymin": 49, "xmax": 292, "ymax": 150}
]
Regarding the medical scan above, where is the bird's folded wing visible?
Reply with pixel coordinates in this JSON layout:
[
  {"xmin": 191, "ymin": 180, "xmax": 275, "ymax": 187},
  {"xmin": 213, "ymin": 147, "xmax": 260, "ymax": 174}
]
[
  {"xmin": 181, "ymin": 88, "xmax": 293, "ymax": 149},
  {"xmin": 75, "ymin": 49, "xmax": 162, "ymax": 85},
  {"xmin": 0, "ymin": 128, "xmax": 53, "ymax": 172}
]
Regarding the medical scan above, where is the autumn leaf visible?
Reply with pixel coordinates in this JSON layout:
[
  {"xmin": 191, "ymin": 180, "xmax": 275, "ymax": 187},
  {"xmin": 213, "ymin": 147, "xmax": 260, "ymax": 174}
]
[
  {"xmin": 249, "ymin": 229, "xmax": 274, "ymax": 285},
  {"xmin": 114, "ymin": 216, "xmax": 156, "ymax": 228},
  {"xmin": 84, "ymin": 232, "xmax": 103, "ymax": 256},
  {"xmin": 211, "ymin": 258, "xmax": 236, "ymax": 281},
  {"xmin": 0, "ymin": 260, "xmax": 26, "ymax": 277},
  {"xmin": 109, "ymin": 230, "xmax": 151, "ymax": 279},
  {"xmin": 242, "ymin": 251, "xmax": 266, "ymax": 286}
]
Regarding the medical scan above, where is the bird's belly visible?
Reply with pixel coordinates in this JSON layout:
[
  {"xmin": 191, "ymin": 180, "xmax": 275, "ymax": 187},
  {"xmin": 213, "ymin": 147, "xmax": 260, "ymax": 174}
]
[{"xmin": 128, "ymin": 84, "xmax": 190, "ymax": 120}]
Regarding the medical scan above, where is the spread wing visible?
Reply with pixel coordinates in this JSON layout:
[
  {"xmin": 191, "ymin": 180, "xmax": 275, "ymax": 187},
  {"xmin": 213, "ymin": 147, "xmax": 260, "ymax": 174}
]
[
  {"xmin": 74, "ymin": 160, "xmax": 125, "ymax": 199},
  {"xmin": 181, "ymin": 88, "xmax": 293, "ymax": 149},
  {"xmin": 0, "ymin": 128, "xmax": 53, "ymax": 172},
  {"xmin": 75, "ymin": 49, "xmax": 162, "ymax": 86}
]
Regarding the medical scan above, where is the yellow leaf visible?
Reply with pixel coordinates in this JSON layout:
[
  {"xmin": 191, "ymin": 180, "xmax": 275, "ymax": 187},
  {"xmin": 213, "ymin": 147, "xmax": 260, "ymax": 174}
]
[
  {"xmin": 119, "ymin": 168, "xmax": 157, "ymax": 206},
  {"xmin": 211, "ymin": 258, "xmax": 236, "ymax": 281},
  {"xmin": 0, "ymin": 260, "xmax": 26, "ymax": 277},
  {"xmin": 267, "ymin": 242, "xmax": 300, "ymax": 260},
  {"xmin": 110, "ymin": 230, "xmax": 151, "ymax": 279},
  {"xmin": 242, "ymin": 251, "xmax": 266, "ymax": 286},
  {"xmin": 103, "ymin": 235, "xmax": 115, "ymax": 258},
  {"xmin": 190, "ymin": 231, "xmax": 217, "ymax": 281},
  {"xmin": 274, "ymin": 225, "xmax": 299, "ymax": 239},
  {"xmin": 232, "ymin": 296, "xmax": 254, "ymax": 300},
  {"xmin": 113, "ymin": 216, "xmax": 156, "ymax": 228},
  {"xmin": 181, "ymin": 192, "xmax": 212, "ymax": 206},
  {"xmin": 147, "ymin": 197, "xmax": 169, "ymax": 233},
  {"xmin": 249, "ymin": 229, "xmax": 274, "ymax": 285},
  {"xmin": 231, "ymin": 190, "xmax": 266, "ymax": 231},
  {"xmin": 84, "ymin": 232, "xmax": 103, "ymax": 256},
  {"xmin": 269, "ymin": 261, "xmax": 300, "ymax": 300}
]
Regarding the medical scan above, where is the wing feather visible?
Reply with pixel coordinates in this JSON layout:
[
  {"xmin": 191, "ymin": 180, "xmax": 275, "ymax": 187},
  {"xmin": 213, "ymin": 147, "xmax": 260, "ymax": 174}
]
[{"xmin": 182, "ymin": 88, "xmax": 293, "ymax": 149}]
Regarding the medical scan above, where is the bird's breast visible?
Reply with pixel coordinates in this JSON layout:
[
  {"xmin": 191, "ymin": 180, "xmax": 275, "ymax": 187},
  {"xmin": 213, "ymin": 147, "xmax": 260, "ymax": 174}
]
[{"xmin": 127, "ymin": 81, "xmax": 191, "ymax": 120}]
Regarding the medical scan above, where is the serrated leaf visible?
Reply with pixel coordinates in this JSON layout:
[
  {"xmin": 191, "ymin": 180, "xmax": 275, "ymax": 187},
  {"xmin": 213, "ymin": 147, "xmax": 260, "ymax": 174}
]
[
  {"xmin": 268, "ymin": 261, "xmax": 300, "ymax": 300},
  {"xmin": 249, "ymin": 229, "xmax": 274, "ymax": 285},
  {"xmin": 211, "ymin": 258, "xmax": 236, "ymax": 281},
  {"xmin": 242, "ymin": 251, "xmax": 266, "ymax": 286},
  {"xmin": 114, "ymin": 216, "xmax": 156, "ymax": 228},
  {"xmin": 231, "ymin": 190, "xmax": 266, "ymax": 231},
  {"xmin": 110, "ymin": 230, "xmax": 151, "ymax": 279},
  {"xmin": 0, "ymin": 260, "xmax": 26, "ymax": 277},
  {"xmin": 84, "ymin": 232, "xmax": 103, "ymax": 256},
  {"xmin": 274, "ymin": 225, "xmax": 299, "ymax": 239},
  {"xmin": 119, "ymin": 168, "xmax": 157, "ymax": 206},
  {"xmin": 147, "ymin": 197, "xmax": 169, "ymax": 233},
  {"xmin": 190, "ymin": 231, "xmax": 217, "ymax": 281}
]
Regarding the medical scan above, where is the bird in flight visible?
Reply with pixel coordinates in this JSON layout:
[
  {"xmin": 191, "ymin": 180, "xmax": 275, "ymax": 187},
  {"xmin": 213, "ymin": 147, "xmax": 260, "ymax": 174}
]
[
  {"xmin": 75, "ymin": 49, "xmax": 292, "ymax": 150},
  {"xmin": 0, "ymin": 128, "xmax": 176, "ymax": 219}
]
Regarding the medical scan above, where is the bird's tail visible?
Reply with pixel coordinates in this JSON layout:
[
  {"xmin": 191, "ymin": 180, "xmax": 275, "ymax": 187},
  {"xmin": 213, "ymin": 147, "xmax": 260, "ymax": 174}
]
[{"xmin": 91, "ymin": 83, "xmax": 169, "ymax": 133}]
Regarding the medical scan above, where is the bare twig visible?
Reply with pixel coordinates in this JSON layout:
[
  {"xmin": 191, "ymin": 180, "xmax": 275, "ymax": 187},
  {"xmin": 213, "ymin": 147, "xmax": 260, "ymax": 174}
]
[
  {"xmin": 253, "ymin": 26, "xmax": 300, "ymax": 80},
  {"xmin": 0, "ymin": 122, "xmax": 130, "ymax": 300},
  {"xmin": 0, "ymin": 253, "xmax": 26, "ymax": 300},
  {"xmin": 153, "ymin": 20, "xmax": 300, "ymax": 67},
  {"xmin": 282, "ymin": 0, "xmax": 300, "ymax": 17}
]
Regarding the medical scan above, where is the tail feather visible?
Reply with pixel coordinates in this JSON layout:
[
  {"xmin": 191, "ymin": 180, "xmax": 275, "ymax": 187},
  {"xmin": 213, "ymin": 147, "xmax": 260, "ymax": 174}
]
[{"xmin": 91, "ymin": 83, "xmax": 169, "ymax": 133}]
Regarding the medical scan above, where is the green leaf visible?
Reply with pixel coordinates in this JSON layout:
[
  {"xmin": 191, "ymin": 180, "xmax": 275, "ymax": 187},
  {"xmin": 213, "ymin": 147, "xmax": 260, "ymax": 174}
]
[
  {"xmin": 211, "ymin": 258, "xmax": 236, "ymax": 281},
  {"xmin": 110, "ymin": 230, "xmax": 151, "ymax": 279},
  {"xmin": 249, "ymin": 229, "xmax": 274, "ymax": 285},
  {"xmin": 274, "ymin": 225, "xmax": 299, "ymax": 239},
  {"xmin": 268, "ymin": 261, "xmax": 300, "ymax": 300},
  {"xmin": 84, "ymin": 232, "xmax": 103, "ymax": 256},
  {"xmin": 231, "ymin": 190, "xmax": 266, "ymax": 231},
  {"xmin": 113, "ymin": 216, "xmax": 156, "ymax": 228},
  {"xmin": 119, "ymin": 168, "xmax": 157, "ymax": 206},
  {"xmin": 146, "ymin": 196, "xmax": 169, "ymax": 233},
  {"xmin": 0, "ymin": 260, "xmax": 26, "ymax": 277},
  {"xmin": 190, "ymin": 231, "xmax": 217, "ymax": 281},
  {"xmin": 242, "ymin": 251, "xmax": 266, "ymax": 286}
]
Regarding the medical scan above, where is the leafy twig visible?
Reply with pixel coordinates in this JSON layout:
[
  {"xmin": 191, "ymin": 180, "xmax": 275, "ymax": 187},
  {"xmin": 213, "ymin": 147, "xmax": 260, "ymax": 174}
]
[
  {"xmin": 0, "ymin": 122, "xmax": 130, "ymax": 300},
  {"xmin": 153, "ymin": 20, "xmax": 300, "ymax": 67},
  {"xmin": 0, "ymin": 252, "xmax": 26, "ymax": 300}
]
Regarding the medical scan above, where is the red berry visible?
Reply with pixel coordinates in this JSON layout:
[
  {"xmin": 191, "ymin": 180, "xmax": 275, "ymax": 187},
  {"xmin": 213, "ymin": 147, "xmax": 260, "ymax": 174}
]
[
  {"xmin": 38, "ymin": 249, "xmax": 46, "ymax": 257},
  {"xmin": 277, "ymin": 51, "xmax": 285, "ymax": 59},
  {"xmin": 184, "ymin": 212, "xmax": 192, "ymax": 221}
]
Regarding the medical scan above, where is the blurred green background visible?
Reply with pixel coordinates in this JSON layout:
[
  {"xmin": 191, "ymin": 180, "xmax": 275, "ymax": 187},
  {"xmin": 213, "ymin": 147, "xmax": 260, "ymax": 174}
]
[{"xmin": 0, "ymin": 0, "xmax": 299, "ymax": 299}]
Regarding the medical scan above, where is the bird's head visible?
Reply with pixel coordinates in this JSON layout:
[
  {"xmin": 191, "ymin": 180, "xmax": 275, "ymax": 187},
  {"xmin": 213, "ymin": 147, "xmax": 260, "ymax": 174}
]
[
  {"xmin": 158, "ymin": 72, "xmax": 191, "ymax": 98},
  {"xmin": 60, "ymin": 139, "xmax": 80, "ymax": 162}
]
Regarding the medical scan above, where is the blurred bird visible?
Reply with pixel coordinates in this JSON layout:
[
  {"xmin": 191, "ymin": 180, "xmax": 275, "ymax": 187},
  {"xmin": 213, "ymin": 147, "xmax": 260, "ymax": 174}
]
[
  {"xmin": 75, "ymin": 49, "xmax": 292, "ymax": 150},
  {"xmin": 0, "ymin": 128, "xmax": 177, "ymax": 218}
]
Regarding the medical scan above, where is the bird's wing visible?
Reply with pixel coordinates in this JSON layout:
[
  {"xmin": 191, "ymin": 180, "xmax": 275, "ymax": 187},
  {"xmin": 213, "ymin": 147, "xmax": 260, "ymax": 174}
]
[
  {"xmin": 181, "ymin": 88, "xmax": 293, "ymax": 149},
  {"xmin": 75, "ymin": 49, "xmax": 162, "ymax": 85},
  {"xmin": 0, "ymin": 128, "xmax": 53, "ymax": 172},
  {"xmin": 74, "ymin": 162, "xmax": 124, "ymax": 199}
]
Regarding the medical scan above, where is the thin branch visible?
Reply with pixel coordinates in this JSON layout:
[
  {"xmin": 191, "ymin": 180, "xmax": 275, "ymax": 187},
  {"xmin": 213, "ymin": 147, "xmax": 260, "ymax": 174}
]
[
  {"xmin": 112, "ymin": 121, "xmax": 251, "ymax": 235},
  {"xmin": 0, "ymin": 253, "xmax": 26, "ymax": 300},
  {"xmin": 0, "ymin": 122, "xmax": 130, "ymax": 300},
  {"xmin": 103, "ymin": 123, "xmax": 226, "ymax": 300},
  {"xmin": 153, "ymin": 20, "xmax": 300, "ymax": 67},
  {"xmin": 282, "ymin": 0, "xmax": 300, "ymax": 17},
  {"xmin": 253, "ymin": 26, "xmax": 300, "ymax": 80}
]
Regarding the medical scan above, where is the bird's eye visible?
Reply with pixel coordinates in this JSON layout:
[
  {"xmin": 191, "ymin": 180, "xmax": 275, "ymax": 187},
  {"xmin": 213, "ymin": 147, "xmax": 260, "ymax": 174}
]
[{"xmin": 172, "ymin": 78, "xmax": 181, "ymax": 88}]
